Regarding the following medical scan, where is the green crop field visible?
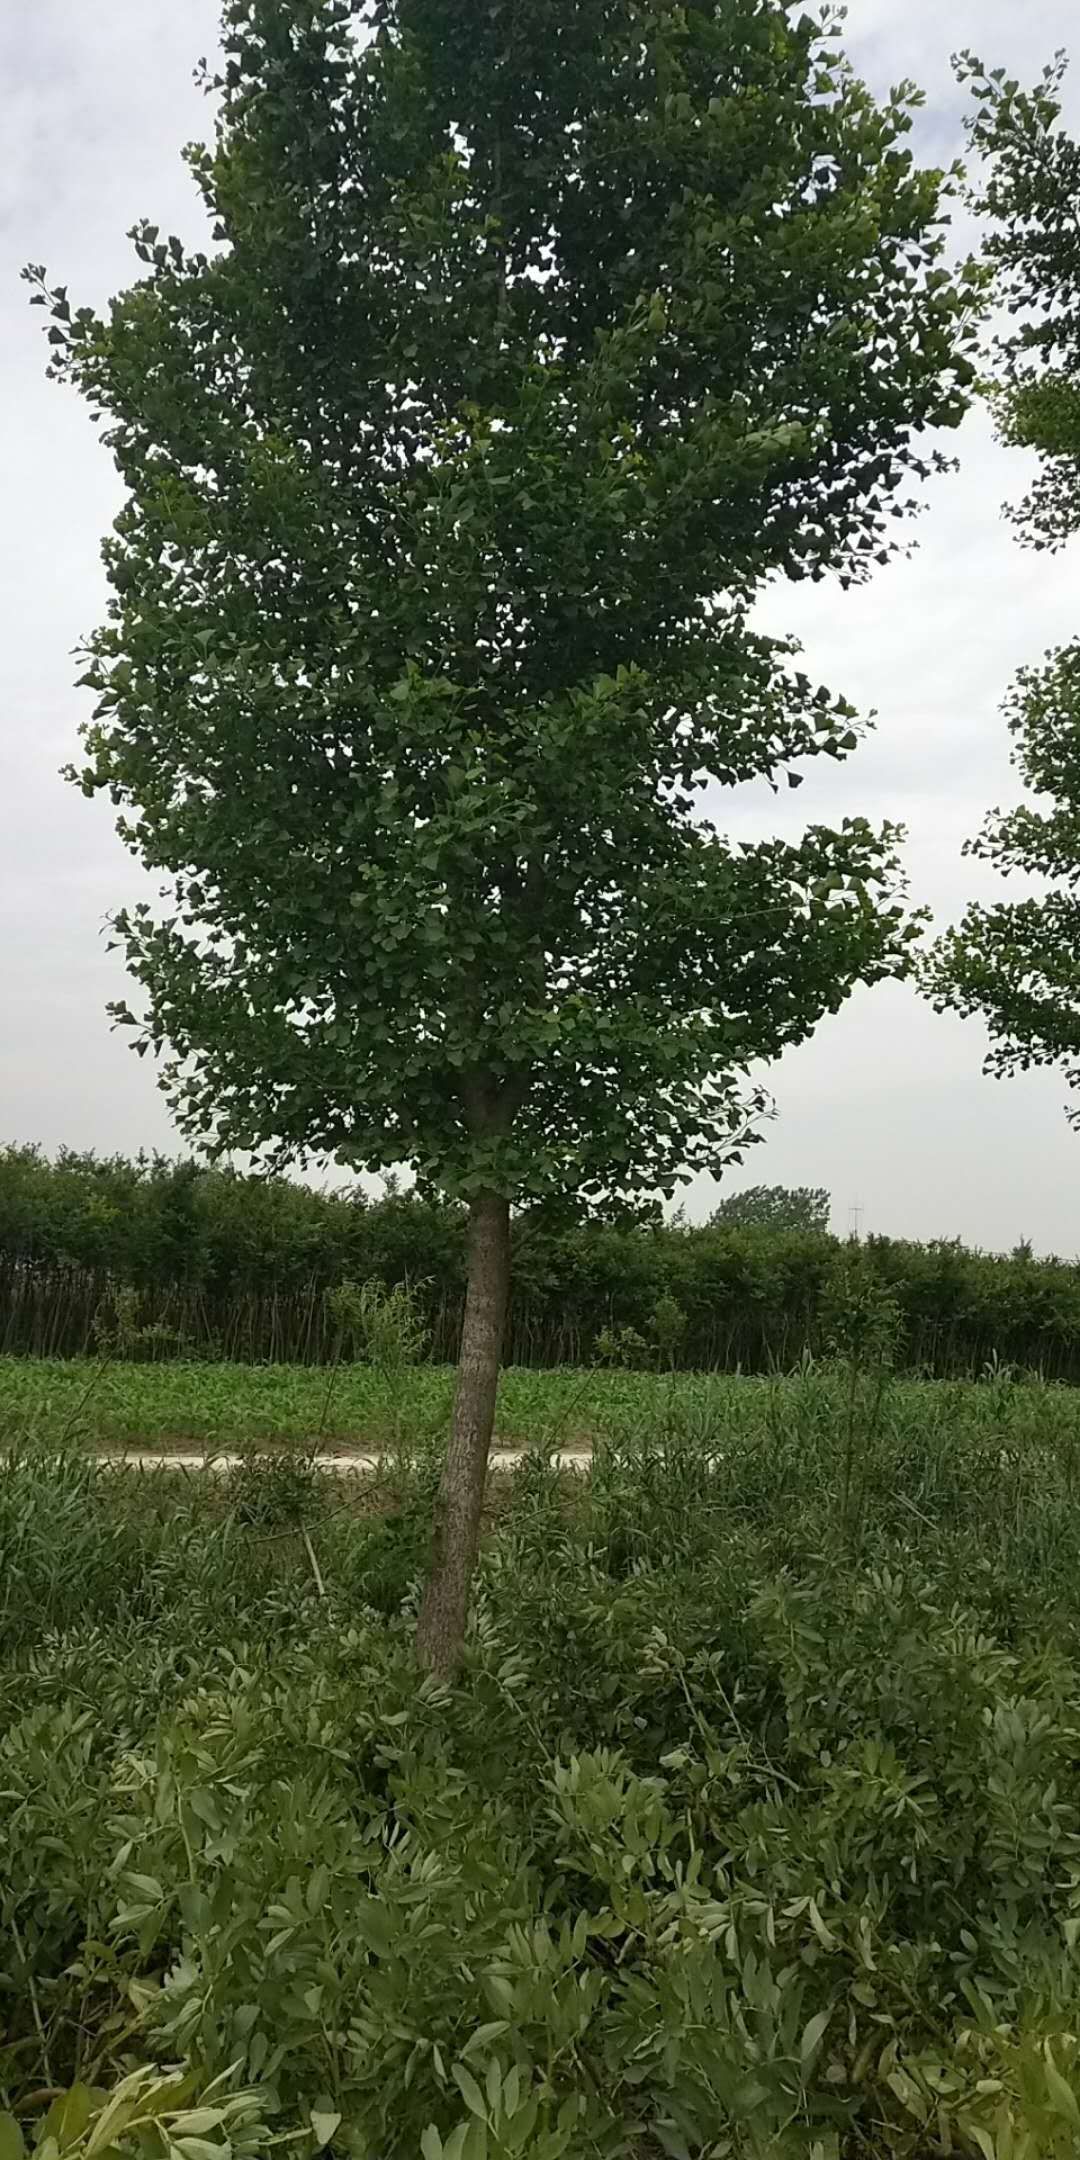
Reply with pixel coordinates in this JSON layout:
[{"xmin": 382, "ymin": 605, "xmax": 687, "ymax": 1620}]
[{"xmin": 5, "ymin": 1351, "xmax": 1080, "ymax": 1462}]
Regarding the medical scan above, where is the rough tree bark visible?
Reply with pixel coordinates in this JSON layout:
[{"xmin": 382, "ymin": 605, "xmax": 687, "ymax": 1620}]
[{"xmin": 415, "ymin": 1186, "xmax": 511, "ymax": 1675}]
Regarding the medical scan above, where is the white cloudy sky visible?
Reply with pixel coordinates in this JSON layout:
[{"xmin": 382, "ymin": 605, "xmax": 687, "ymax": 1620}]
[{"xmin": 2, "ymin": 1, "xmax": 1079, "ymax": 1251}]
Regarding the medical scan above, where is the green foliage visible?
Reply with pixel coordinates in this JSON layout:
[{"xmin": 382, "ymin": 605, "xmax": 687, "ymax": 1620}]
[
  {"xmin": 824, "ymin": 1249, "xmax": 901, "ymax": 1366},
  {"xmin": 8, "ymin": 1393, "xmax": 1080, "ymax": 2152},
  {"xmin": 0, "ymin": 1145, "xmax": 450, "ymax": 1295},
  {"xmin": 225, "ymin": 1445, "xmax": 322, "ymax": 1529},
  {"xmin": 710, "ymin": 1184, "xmax": 831, "ymax": 1235},
  {"xmin": 649, "ymin": 1292, "xmax": 688, "ymax": 1367},
  {"xmin": 325, "ymin": 1277, "xmax": 429, "ymax": 1372},
  {"xmin": 823, "ymin": 1254, "xmax": 901, "ymax": 1547},
  {"xmin": 593, "ymin": 1323, "xmax": 652, "ymax": 1371},
  {"xmin": 0, "ymin": 2064, "xmax": 272, "ymax": 2160},
  {"xmin": 0, "ymin": 1147, "xmax": 464, "ymax": 1362},
  {"xmin": 11, "ymin": 1149, "xmax": 1080, "ymax": 1377},
  {"xmin": 28, "ymin": 1, "xmax": 979, "ymax": 1208},
  {"xmin": 928, "ymin": 54, "xmax": 1080, "ymax": 1115},
  {"xmin": 11, "ymin": 1356, "xmax": 1080, "ymax": 1467},
  {"xmin": 92, "ymin": 1282, "xmax": 200, "ymax": 1364}
]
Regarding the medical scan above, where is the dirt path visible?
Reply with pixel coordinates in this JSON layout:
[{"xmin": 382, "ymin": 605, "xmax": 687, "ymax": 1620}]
[{"xmin": 93, "ymin": 1448, "xmax": 592, "ymax": 1473}]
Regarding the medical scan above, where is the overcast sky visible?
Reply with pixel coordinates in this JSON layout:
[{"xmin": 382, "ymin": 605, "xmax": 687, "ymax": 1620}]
[{"xmin": 3, "ymin": 0, "xmax": 1080, "ymax": 1252}]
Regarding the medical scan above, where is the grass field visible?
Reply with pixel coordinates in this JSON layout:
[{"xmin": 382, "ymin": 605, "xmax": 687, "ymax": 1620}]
[
  {"xmin": 7, "ymin": 1360, "xmax": 1080, "ymax": 2154},
  {"xmin": 5, "ymin": 1349, "xmax": 1080, "ymax": 1459}
]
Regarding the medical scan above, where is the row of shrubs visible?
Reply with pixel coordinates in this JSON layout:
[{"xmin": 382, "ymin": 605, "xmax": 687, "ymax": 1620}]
[{"xmin": 2, "ymin": 1142, "xmax": 1080, "ymax": 1374}]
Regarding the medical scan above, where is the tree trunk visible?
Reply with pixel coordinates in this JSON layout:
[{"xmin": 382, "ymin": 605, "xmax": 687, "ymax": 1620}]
[{"xmin": 415, "ymin": 1187, "xmax": 511, "ymax": 1676}]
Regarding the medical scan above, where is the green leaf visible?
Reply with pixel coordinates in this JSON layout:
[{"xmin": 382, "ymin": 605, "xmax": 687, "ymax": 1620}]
[
  {"xmin": 187, "ymin": 1786, "xmax": 221, "ymax": 1830},
  {"xmin": 451, "ymin": 2066, "xmax": 487, "ymax": 2121},
  {"xmin": 1043, "ymin": 2053, "xmax": 1080, "ymax": 2128},
  {"xmin": 654, "ymin": 2128, "xmax": 692, "ymax": 2160},
  {"xmin": 0, "ymin": 2116, "xmax": 25, "ymax": 2160},
  {"xmin": 800, "ymin": 2008, "xmax": 831, "ymax": 2067},
  {"xmin": 306, "ymin": 1864, "xmax": 330, "ymax": 1913},
  {"xmin": 461, "ymin": 2024, "xmax": 509, "ymax": 2060},
  {"xmin": 309, "ymin": 2109, "xmax": 342, "ymax": 2149},
  {"xmin": 502, "ymin": 2099, "xmax": 538, "ymax": 2153},
  {"xmin": 124, "ymin": 1873, "xmax": 164, "ymax": 1902},
  {"xmin": 36, "ymin": 2086, "xmax": 94, "ymax": 2154},
  {"xmin": 353, "ymin": 1897, "xmax": 395, "ymax": 1956}
]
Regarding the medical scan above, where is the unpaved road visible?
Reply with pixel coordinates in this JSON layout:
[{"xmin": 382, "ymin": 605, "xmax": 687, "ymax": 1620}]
[{"xmin": 92, "ymin": 1448, "xmax": 591, "ymax": 1473}]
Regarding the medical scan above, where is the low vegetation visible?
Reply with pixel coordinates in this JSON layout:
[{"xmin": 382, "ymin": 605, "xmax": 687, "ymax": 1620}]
[
  {"xmin": 4, "ymin": 1364, "xmax": 1080, "ymax": 2154},
  {"xmin": 5, "ymin": 1352, "xmax": 1080, "ymax": 1460}
]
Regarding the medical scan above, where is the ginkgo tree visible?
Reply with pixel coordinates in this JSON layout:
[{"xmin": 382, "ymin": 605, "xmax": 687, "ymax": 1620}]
[
  {"xmin": 929, "ymin": 55, "xmax": 1080, "ymax": 1128},
  {"xmin": 30, "ymin": 0, "xmax": 979, "ymax": 1671}
]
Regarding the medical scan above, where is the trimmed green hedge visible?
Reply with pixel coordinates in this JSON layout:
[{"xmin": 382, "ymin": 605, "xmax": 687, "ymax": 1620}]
[{"xmin": 2, "ymin": 1144, "xmax": 1079, "ymax": 1375}]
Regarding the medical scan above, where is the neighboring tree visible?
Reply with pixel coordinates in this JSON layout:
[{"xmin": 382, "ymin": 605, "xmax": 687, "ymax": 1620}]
[
  {"xmin": 710, "ymin": 1183, "xmax": 831, "ymax": 1235},
  {"xmin": 30, "ymin": 0, "xmax": 977, "ymax": 1671},
  {"xmin": 929, "ymin": 56, "xmax": 1080, "ymax": 1113}
]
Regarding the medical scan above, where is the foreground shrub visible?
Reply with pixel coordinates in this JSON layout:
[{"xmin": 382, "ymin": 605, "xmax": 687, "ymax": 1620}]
[{"xmin": 5, "ymin": 1406, "xmax": 1080, "ymax": 2152}]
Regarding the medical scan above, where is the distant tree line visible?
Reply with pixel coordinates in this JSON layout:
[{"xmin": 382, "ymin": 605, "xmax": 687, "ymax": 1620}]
[{"xmin": 2, "ymin": 1146, "xmax": 1079, "ymax": 1379}]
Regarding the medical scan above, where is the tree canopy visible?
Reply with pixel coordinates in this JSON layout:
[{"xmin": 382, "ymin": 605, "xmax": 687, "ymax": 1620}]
[
  {"xmin": 710, "ymin": 1182, "xmax": 831, "ymax": 1235},
  {"xmin": 929, "ymin": 55, "xmax": 1080, "ymax": 1113},
  {"xmin": 30, "ymin": 0, "xmax": 978, "ymax": 1211}
]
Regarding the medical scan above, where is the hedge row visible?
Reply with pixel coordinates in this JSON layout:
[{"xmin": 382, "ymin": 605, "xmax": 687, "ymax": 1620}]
[{"xmin": 2, "ymin": 1145, "xmax": 1080, "ymax": 1376}]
